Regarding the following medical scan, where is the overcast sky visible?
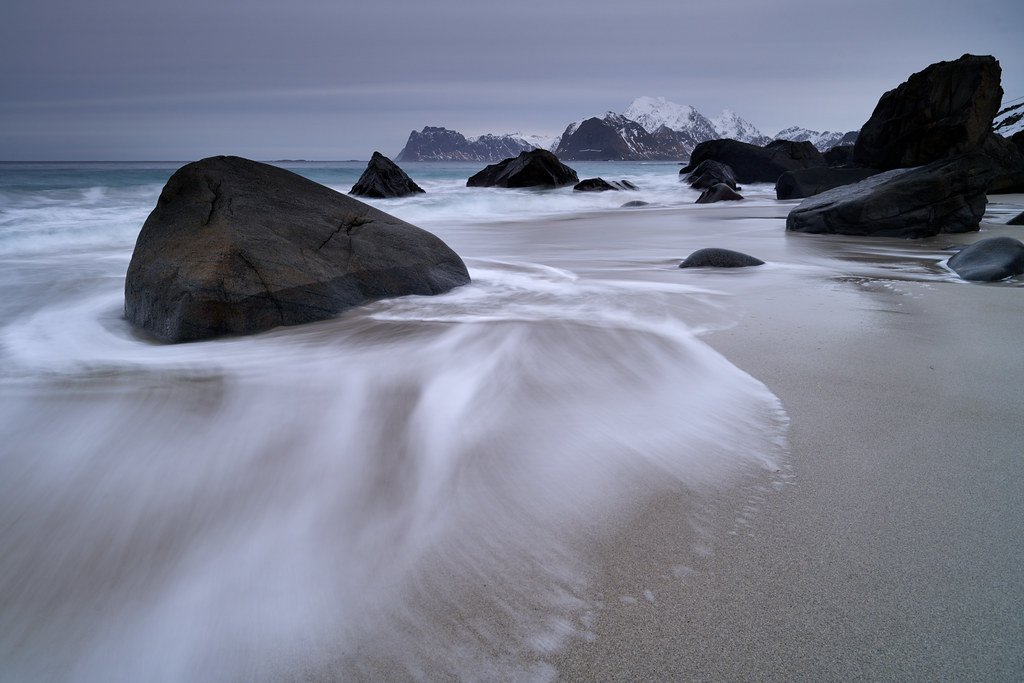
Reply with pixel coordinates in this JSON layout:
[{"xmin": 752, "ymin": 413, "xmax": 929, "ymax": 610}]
[{"xmin": 1, "ymin": 0, "xmax": 1021, "ymax": 160}]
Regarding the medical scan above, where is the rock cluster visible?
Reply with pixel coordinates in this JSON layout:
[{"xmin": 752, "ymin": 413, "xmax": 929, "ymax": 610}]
[{"xmin": 682, "ymin": 139, "xmax": 825, "ymax": 184}]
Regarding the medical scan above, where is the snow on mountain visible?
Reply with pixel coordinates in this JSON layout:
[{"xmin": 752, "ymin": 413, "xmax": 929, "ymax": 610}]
[
  {"xmin": 993, "ymin": 101, "xmax": 1024, "ymax": 137},
  {"xmin": 623, "ymin": 96, "xmax": 719, "ymax": 140},
  {"xmin": 774, "ymin": 126, "xmax": 858, "ymax": 151},
  {"xmin": 712, "ymin": 109, "xmax": 770, "ymax": 145}
]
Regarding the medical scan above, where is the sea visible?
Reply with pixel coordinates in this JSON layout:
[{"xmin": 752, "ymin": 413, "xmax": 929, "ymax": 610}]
[{"xmin": 1, "ymin": 160, "xmax": 1018, "ymax": 680}]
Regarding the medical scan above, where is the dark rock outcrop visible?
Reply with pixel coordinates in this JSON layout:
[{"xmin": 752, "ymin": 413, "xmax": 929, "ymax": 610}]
[
  {"xmin": 1007, "ymin": 211, "xmax": 1024, "ymax": 225},
  {"xmin": 682, "ymin": 139, "xmax": 826, "ymax": 184},
  {"xmin": 554, "ymin": 115, "xmax": 674, "ymax": 161},
  {"xmin": 466, "ymin": 150, "xmax": 579, "ymax": 189},
  {"xmin": 573, "ymin": 178, "xmax": 638, "ymax": 192},
  {"xmin": 125, "ymin": 156, "xmax": 470, "ymax": 343},
  {"xmin": 350, "ymin": 151, "xmax": 425, "ymax": 198},
  {"xmin": 682, "ymin": 160, "xmax": 738, "ymax": 189},
  {"xmin": 946, "ymin": 237, "xmax": 1024, "ymax": 281},
  {"xmin": 696, "ymin": 184, "xmax": 744, "ymax": 204},
  {"xmin": 853, "ymin": 54, "xmax": 1003, "ymax": 169},
  {"xmin": 679, "ymin": 248, "xmax": 764, "ymax": 268},
  {"xmin": 786, "ymin": 154, "xmax": 992, "ymax": 238},
  {"xmin": 980, "ymin": 133, "xmax": 1024, "ymax": 194},
  {"xmin": 823, "ymin": 145, "xmax": 856, "ymax": 167},
  {"xmin": 775, "ymin": 167, "xmax": 880, "ymax": 200},
  {"xmin": 621, "ymin": 200, "xmax": 650, "ymax": 208}
]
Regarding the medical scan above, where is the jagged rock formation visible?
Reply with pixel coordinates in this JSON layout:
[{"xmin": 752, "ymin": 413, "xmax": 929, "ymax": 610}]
[
  {"xmin": 466, "ymin": 150, "xmax": 579, "ymax": 188},
  {"xmin": 854, "ymin": 54, "xmax": 1003, "ymax": 169},
  {"xmin": 125, "ymin": 156, "xmax": 470, "ymax": 342},
  {"xmin": 350, "ymin": 152, "xmax": 425, "ymax": 198}
]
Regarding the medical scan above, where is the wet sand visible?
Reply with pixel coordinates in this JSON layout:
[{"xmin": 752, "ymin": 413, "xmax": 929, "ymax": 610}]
[{"xmin": 547, "ymin": 202, "xmax": 1024, "ymax": 679}]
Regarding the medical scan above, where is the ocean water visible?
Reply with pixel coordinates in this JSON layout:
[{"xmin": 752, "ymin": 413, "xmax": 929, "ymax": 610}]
[{"xmin": 2, "ymin": 159, "xmax": 1013, "ymax": 680}]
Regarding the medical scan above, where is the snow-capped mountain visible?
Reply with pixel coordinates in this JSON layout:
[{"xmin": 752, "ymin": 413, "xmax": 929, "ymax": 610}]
[
  {"xmin": 713, "ymin": 109, "xmax": 771, "ymax": 145},
  {"xmin": 395, "ymin": 127, "xmax": 544, "ymax": 162},
  {"xmin": 993, "ymin": 101, "xmax": 1024, "ymax": 137},
  {"xmin": 774, "ymin": 126, "xmax": 858, "ymax": 151},
  {"xmin": 623, "ymin": 96, "xmax": 719, "ymax": 141}
]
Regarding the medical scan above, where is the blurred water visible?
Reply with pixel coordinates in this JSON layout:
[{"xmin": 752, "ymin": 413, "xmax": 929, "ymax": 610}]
[{"xmin": 4, "ymin": 159, "xmax": 1007, "ymax": 680}]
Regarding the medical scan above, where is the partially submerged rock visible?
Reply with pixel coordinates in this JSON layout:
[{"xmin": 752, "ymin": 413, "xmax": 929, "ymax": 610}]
[
  {"xmin": 1007, "ymin": 211, "xmax": 1024, "ymax": 226},
  {"xmin": 679, "ymin": 248, "xmax": 764, "ymax": 268},
  {"xmin": 854, "ymin": 54, "xmax": 1003, "ymax": 169},
  {"xmin": 350, "ymin": 151, "xmax": 425, "ymax": 198},
  {"xmin": 682, "ymin": 139, "xmax": 825, "ymax": 184},
  {"xmin": 946, "ymin": 236, "xmax": 1024, "ymax": 281},
  {"xmin": 786, "ymin": 154, "xmax": 992, "ymax": 238},
  {"xmin": 466, "ymin": 149, "xmax": 578, "ymax": 188},
  {"xmin": 125, "ymin": 156, "xmax": 470, "ymax": 342},
  {"xmin": 620, "ymin": 200, "xmax": 650, "ymax": 208},
  {"xmin": 573, "ymin": 177, "xmax": 638, "ymax": 192},
  {"xmin": 682, "ymin": 160, "xmax": 738, "ymax": 190},
  {"xmin": 775, "ymin": 167, "xmax": 879, "ymax": 200},
  {"xmin": 696, "ymin": 184, "xmax": 744, "ymax": 204}
]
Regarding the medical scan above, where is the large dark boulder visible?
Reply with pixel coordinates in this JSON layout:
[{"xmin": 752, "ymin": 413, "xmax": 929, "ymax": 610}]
[
  {"xmin": 786, "ymin": 154, "xmax": 992, "ymax": 238},
  {"xmin": 466, "ymin": 149, "xmax": 578, "ymax": 188},
  {"xmin": 823, "ymin": 145, "xmax": 856, "ymax": 167},
  {"xmin": 682, "ymin": 160, "xmax": 738, "ymax": 190},
  {"xmin": 679, "ymin": 248, "xmax": 764, "ymax": 268},
  {"xmin": 775, "ymin": 167, "xmax": 880, "ymax": 199},
  {"xmin": 696, "ymin": 184, "xmax": 744, "ymax": 204},
  {"xmin": 947, "ymin": 237, "xmax": 1024, "ymax": 281},
  {"xmin": 350, "ymin": 151, "xmax": 425, "ymax": 198},
  {"xmin": 979, "ymin": 134, "xmax": 1024, "ymax": 194},
  {"xmin": 125, "ymin": 156, "xmax": 470, "ymax": 343},
  {"xmin": 682, "ymin": 139, "xmax": 825, "ymax": 184},
  {"xmin": 573, "ymin": 177, "xmax": 638, "ymax": 192},
  {"xmin": 854, "ymin": 54, "xmax": 1003, "ymax": 169}
]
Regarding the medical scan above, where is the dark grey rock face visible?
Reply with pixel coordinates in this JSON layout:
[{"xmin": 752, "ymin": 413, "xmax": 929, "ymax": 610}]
[
  {"xmin": 1007, "ymin": 211, "xmax": 1024, "ymax": 226},
  {"xmin": 466, "ymin": 150, "xmax": 579, "ymax": 188},
  {"xmin": 696, "ymin": 183, "xmax": 744, "ymax": 204},
  {"xmin": 350, "ymin": 151, "xmax": 425, "ymax": 198},
  {"xmin": 786, "ymin": 154, "xmax": 992, "ymax": 238},
  {"xmin": 823, "ymin": 145, "xmax": 856, "ymax": 167},
  {"xmin": 682, "ymin": 139, "xmax": 825, "ymax": 184},
  {"xmin": 980, "ymin": 134, "xmax": 1024, "ymax": 194},
  {"xmin": 682, "ymin": 160, "xmax": 738, "ymax": 190},
  {"xmin": 573, "ymin": 178, "xmax": 638, "ymax": 192},
  {"xmin": 125, "ymin": 156, "xmax": 470, "ymax": 343},
  {"xmin": 947, "ymin": 237, "xmax": 1024, "ymax": 281},
  {"xmin": 679, "ymin": 248, "xmax": 764, "ymax": 268},
  {"xmin": 775, "ymin": 167, "xmax": 880, "ymax": 200},
  {"xmin": 854, "ymin": 54, "xmax": 1003, "ymax": 169}
]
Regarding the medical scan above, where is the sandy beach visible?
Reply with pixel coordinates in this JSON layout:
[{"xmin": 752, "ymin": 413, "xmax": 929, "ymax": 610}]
[{"xmin": 548, "ymin": 199, "xmax": 1024, "ymax": 680}]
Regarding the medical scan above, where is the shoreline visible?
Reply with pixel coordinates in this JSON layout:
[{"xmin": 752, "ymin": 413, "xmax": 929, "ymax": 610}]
[{"xmin": 545, "ymin": 204, "xmax": 1024, "ymax": 679}]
